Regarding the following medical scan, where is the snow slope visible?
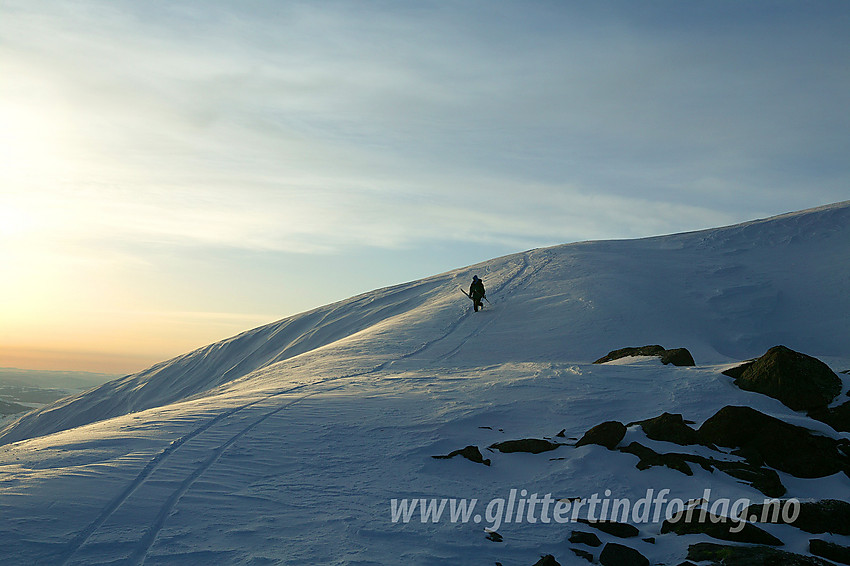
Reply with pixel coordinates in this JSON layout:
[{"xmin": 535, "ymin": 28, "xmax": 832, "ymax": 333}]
[{"xmin": 0, "ymin": 202, "xmax": 848, "ymax": 565}]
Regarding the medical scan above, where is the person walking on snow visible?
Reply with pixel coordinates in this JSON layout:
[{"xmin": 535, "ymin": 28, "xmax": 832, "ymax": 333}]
[{"xmin": 469, "ymin": 275, "xmax": 486, "ymax": 312}]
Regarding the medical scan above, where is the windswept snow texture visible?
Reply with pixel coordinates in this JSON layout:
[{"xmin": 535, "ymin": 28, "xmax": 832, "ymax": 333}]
[{"xmin": 0, "ymin": 202, "xmax": 848, "ymax": 565}]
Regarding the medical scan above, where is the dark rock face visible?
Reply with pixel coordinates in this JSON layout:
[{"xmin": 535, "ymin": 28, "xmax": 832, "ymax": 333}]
[
  {"xmin": 593, "ymin": 345, "xmax": 695, "ymax": 366},
  {"xmin": 809, "ymin": 399, "xmax": 850, "ymax": 433},
  {"xmin": 661, "ymin": 511, "xmax": 782, "ymax": 546},
  {"xmin": 731, "ymin": 345, "xmax": 842, "ymax": 411},
  {"xmin": 687, "ymin": 542, "xmax": 834, "ymax": 565},
  {"xmin": 661, "ymin": 348, "xmax": 696, "ymax": 366},
  {"xmin": 576, "ymin": 518, "xmax": 639, "ymax": 538},
  {"xmin": 745, "ymin": 499, "xmax": 850, "ymax": 535},
  {"xmin": 721, "ymin": 360, "xmax": 755, "ymax": 379},
  {"xmin": 697, "ymin": 405, "xmax": 850, "ymax": 478},
  {"xmin": 810, "ymin": 539, "xmax": 850, "ymax": 565},
  {"xmin": 489, "ymin": 438, "xmax": 560, "ymax": 454},
  {"xmin": 569, "ymin": 530, "xmax": 602, "ymax": 547},
  {"xmin": 598, "ymin": 542, "xmax": 649, "ymax": 566},
  {"xmin": 632, "ymin": 412, "xmax": 703, "ymax": 446},
  {"xmin": 618, "ymin": 442, "xmax": 697, "ymax": 476},
  {"xmin": 594, "ymin": 345, "xmax": 665, "ymax": 364},
  {"xmin": 570, "ymin": 548, "xmax": 594, "ymax": 562},
  {"xmin": 532, "ymin": 555, "xmax": 561, "ymax": 566},
  {"xmin": 711, "ymin": 461, "xmax": 785, "ymax": 498},
  {"xmin": 616, "ymin": 438, "xmax": 786, "ymax": 497},
  {"xmin": 575, "ymin": 421, "xmax": 626, "ymax": 450},
  {"xmin": 432, "ymin": 445, "xmax": 490, "ymax": 465}
]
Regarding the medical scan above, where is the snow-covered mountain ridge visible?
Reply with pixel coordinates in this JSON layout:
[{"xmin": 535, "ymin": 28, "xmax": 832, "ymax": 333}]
[
  {"xmin": 0, "ymin": 202, "xmax": 848, "ymax": 565},
  {"xmin": 3, "ymin": 202, "xmax": 846, "ymax": 447}
]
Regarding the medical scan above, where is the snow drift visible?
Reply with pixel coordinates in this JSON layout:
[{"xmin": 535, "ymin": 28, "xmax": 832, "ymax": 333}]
[
  {"xmin": 0, "ymin": 202, "xmax": 848, "ymax": 566},
  {"xmin": 2, "ymin": 201, "xmax": 847, "ymax": 446}
]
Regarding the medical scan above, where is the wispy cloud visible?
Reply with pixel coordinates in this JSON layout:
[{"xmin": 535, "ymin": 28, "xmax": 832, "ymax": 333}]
[
  {"xmin": 3, "ymin": 0, "xmax": 847, "ymax": 257},
  {"xmin": 3, "ymin": 0, "xmax": 849, "ymax": 372}
]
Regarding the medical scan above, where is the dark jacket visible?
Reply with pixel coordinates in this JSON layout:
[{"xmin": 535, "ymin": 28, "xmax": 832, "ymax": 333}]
[{"xmin": 469, "ymin": 278, "xmax": 485, "ymax": 299}]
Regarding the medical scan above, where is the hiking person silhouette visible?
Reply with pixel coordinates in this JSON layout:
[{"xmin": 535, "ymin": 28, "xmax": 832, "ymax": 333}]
[{"xmin": 469, "ymin": 275, "xmax": 486, "ymax": 312}]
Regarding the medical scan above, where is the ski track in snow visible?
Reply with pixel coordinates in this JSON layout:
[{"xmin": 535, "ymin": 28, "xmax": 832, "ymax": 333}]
[
  {"xmin": 2, "ymin": 202, "xmax": 849, "ymax": 565},
  {"xmin": 57, "ymin": 379, "xmax": 340, "ymax": 565},
  {"xmin": 58, "ymin": 262, "xmax": 539, "ymax": 565},
  {"xmin": 415, "ymin": 251, "xmax": 551, "ymax": 364}
]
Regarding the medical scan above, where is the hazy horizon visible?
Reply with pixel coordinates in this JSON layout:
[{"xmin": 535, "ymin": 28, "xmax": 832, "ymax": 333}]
[{"xmin": 2, "ymin": 1, "xmax": 848, "ymax": 374}]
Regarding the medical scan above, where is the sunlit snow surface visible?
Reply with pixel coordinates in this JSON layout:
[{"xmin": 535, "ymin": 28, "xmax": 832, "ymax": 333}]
[{"xmin": 1, "ymin": 202, "xmax": 848, "ymax": 564}]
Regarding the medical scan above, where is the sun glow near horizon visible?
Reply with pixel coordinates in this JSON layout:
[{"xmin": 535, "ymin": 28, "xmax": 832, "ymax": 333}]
[{"xmin": 1, "ymin": 0, "xmax": 848, "ymax": 375}]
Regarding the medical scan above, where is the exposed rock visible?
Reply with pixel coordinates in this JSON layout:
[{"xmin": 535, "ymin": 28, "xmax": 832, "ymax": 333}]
[
  {"xmin": 594, "ymin": 345, "xmax": 665, "ymax": 364},
  {"xmin": 569, "ymin": 530, "xmax": 602, "ymax": 547},
  {"xmin": 593, "ymin": 344, "xmax": 695, "ymax": 366},
  {"xmin": 661, "ymin": 510, "xmax": 782, "ymax": 546},
  {"xmin": 615, "ymin": 430, "xmax": 785, "ymax": 496},
  {"xmin": 617, "ymin": 439, "xmax": 785, "ymax": 496},
  {"xmin": 730, "ymin": 345, "xmax": 842, "ymax": 411},
  {"xmin": 642, "ymin": 537, "xmax": 655, "ymax": 544},
  {"xmin": 810, "ymin": 538, "xmax": 850, "ymax": 565},
  {"xmin": 721, "ymin": 360, "xmax": 755, "ymax": 379},
  {"xmin": 598, "ymin": 542, "xmax": 649, "ymax": 566},
  {"xmin": 570, "ymin": 548, "xmax": 594, "ymax": 562},
  {"xmin": 485, "ymin": 530, "xmax": 503, "ymax": 542},
  {"xmin": 432, "ymin": 445, "xmax": 490, "ymax": 466},
  {"xmin": 697, "ymin": 405, "xmax": 850, "ymax": 478},
  {"xmin": 631, "ymin": 412, "xmax": 703, "ymax": 446},
  {"xmin": 809, "ymin": 399, "xmax": 850, "ymax": 433},
  {"xmin": 661, "ymin": 348, "xmax": 696, "ymax": 366},
  {"xmin": 576, "ymin": 421, "xmax": 626, "ymax": 450},
  {"xmin": 618, "ymin": 441, "xmax": 696, "ymax": 475},
  {"xmin": 489, "ymin": 438, "xmax": 560, "ymax": 454},
  {"xmin": 745, "ymin": 499, "xmax": 850, "ymax": 535},
  {"xmin": 711, "ymin": 460, "xmax": 785, "ymax": 498},
  {"xmin": 532, "ymin": 555, "xmax": 560, "ymax": 566},
  {"xmin": 576, "ymin": 518, "xmax": 639, "ymax": 538},
  {"xmin": 687, "ymin": 542, "xmax": 833, "ymax": 565},
  {"xmin": 555, "ymin": 428, "xmax": 566, "ymax": 437}
]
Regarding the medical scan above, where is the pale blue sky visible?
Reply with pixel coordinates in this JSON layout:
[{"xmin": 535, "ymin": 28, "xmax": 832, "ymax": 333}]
[{"xmin": 1, "ymin": 1, "xmax": 848, "ymax": 372}]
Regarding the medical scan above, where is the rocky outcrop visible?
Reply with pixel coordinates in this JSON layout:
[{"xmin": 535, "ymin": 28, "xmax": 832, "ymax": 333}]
[
  {"xmin": 725, "ymin": 345, "xmax": 842, "ymax": 411},
  {"xmin": 697, "ymin": 405, "xmax": 850, "ymax": 478},
  {"xmin": 618, "ymin": 442, "xmax": 701, "ymax": 476},
  {"xmin": 661, "ymin": 511, "xmax": 782, "ymax": 545},
  {"xmin": 630, "ymin": 412, "xmax": 704, "ymax": 446},
  {"xmin": 594, "ymin": 345, "xmax": 695, "ymax": 366},
  {"xmin": 598, "ymin": 542, "xmax": 649, "ymax": 566},
  {"xmin": 570, "ymin": 548, "xmax": 594, "ymax": 562},
  {"xmin": 432, "ymin": 445, "xmax": 491, "ymax": 465},
  {"xmin": 575, "ymin": 421, "xmax": 626, "ymax": 450},
  {"xmin": 687, "ymin": 542, "xmax": 833, "ymax": 565},
  {"xmin": 745, "ymin": 499, "xmax": 850, "ymax": 535},
  {"xmin": 576, "ymin": 518, "xmax": 639, "ymax": 538},
  {"xmin": 810, "ymin": 539, "xmax": 850, "ymax": 565},
  {"xmin": 531, "ymin": 555, "xmax": 560, "ymax": 566},
  {"xmin": 809, "ymin": 399, "xmax": 850, "ymax": 433},
  {"xmin": 489, "ymin": 438, "xmax": 561, "ymax": 454},
  {"xmin": 617, "ymin": 438, "xmax": 785, "ymax": 497},
  {"xmin": 710, "ymin": 460, "xmax": 785, "ymax": 498},
  {"xmin": 569, "ymin": 530, "xmax": 602, "ymax": 547},
  {"xmin": 660, "ymin": 348, "xmax": 696, "ymax": 367}
]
